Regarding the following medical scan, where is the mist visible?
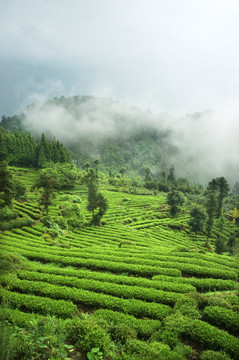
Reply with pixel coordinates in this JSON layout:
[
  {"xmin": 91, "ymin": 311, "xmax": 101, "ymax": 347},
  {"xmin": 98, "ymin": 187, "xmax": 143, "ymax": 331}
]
[
  {"xmin": 21, "ymin": 96, "xmax": 239, "ymax": 185},
  {"xmin": 1, "ymin": 1, "xmax": 239, "ymax": 184},
  {"xmin": 1, "ymin": 1, "xmax": 239, "ymax": 116}
]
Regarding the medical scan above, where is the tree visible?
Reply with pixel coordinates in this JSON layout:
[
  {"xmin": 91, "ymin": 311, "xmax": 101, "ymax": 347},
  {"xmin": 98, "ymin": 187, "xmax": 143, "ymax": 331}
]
[
  {"xmin": 167, "ymin": 165, "xmax": 176, "ymax": 183},
  {"xmin": 227, "ymin": 235, "xmax": 237, "ymax": 255},
  {"xmin": 119, "ymin": 167, "xmax": 126, "ymax": 178},
  {"xmin": 144, "ymin": 167, "xmax": 152, "ymax": 182},
  {"xmin": 59, "ymin": 201, "xmax": 84, "ymax": 229},
  {"xmin": 0, "ymin": 161, "xmax": 14, "ymax": 208},
  {"xmin": 56, "ymin": 163, "xmax": 80, "ymax": 189},
  {"xmin": 85, "ymin": 168, "xmax": 108, "ymax": 225},
  {"xmin": 207, "ymin": 177, "xmax": 230, "ymax": 218},
  {"xmin": 167, "ymin": 190, "xmax": 184, "ymax": 216},
  {"xmin": 205, "ymin": 192, "xmax": 217, "ymax": 246},
  {"xmin": 33, "ymin": 168, "xmax": 60, "ymax": 216},
  {"xmin": 207, "ymin": 178, "xmax": 218, "ymax": 193},
  {"xmin": 0, "ymin": 127, "xmax": 8, "ymax": 161},
  {"xmin": 215, "ymin": 236, "xmax": 226, "ymax": 254},
  {"xmin": 217, "ymin": 177, "xmax": 230, "ymax": 217},
  {"xmin": 161, "ymin": 170, "xmax": 166, "ymax": 183},
  {"xmin": 37, "ymin": 133, "xmax": 51, "ymax": 168},
  {"xmin": 37, "ymin": 146, "xmax": 48, "ymax": 168},
  {"xmin": 33, "ymin": 162, "xmax": 80, "ymax": 217},
  {"xmin": 189, "ymin": 206, "xmax": 207, "ymax": 237},
  {"xmin": 93, "ymin": 158, "xmax": 100, "ymax": 172},
  {"xmin": 0, "ymin": 162, "xmax": 19, "ymax": 230}
]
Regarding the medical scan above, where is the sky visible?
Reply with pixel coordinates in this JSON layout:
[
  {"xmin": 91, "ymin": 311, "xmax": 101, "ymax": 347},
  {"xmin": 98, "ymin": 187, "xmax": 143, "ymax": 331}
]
[{"xmin": 1, "ymin": 0, "xmax": 239, "ymax": 116}]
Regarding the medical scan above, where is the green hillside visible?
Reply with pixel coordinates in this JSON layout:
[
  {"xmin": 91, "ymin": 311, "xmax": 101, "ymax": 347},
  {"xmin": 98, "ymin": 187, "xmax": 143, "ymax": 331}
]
[
  {"xmin": 0, "ymin": 96, "xmax": 179, "ymax": 177},
  {"xmin": 0, "ymin": 166, "xmax": 238, "ymax": 360}
]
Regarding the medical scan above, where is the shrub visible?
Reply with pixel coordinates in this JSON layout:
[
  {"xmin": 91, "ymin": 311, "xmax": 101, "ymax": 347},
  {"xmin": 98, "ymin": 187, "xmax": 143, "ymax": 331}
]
[
  {"xmin": 0, "ymin": 316, "xmax": 72, "ymax": 360},
  {"xmin": 203, "ymin": 306, "xmax": 239, "ymax": 334},
  {"xmin": 94, "ymin": 309, "xmax": 161, "ymax": 340},
  {"xmin": 0, "ymin": 217, "xmax": 34, "ymax": 231},
  {"xmin": 55, "ymin": 216, "xmax": 68, "ymax": 229},
  {"xmin": 189, "ymin": 319, "xmax": 239, "ymax": 359},
  {"xmin": 0, "ymin": 288, "xmax": 77, "ymax": 319},
  {"xmin": 0, "ymin": 252, "xmax": 21, "ymax": 275},
  {"xmin": 0, "ymin": 307, "xmax": 45, "ymax": 328},
  {"xmin": 173, "ymin": 293, "xmax": 202, "ymax": 319},
  {"xmin": 67, "ymin": 216, "xmax": 83, "ymax": 228},
  {"xmin": 200, "ymin": 350, "xmax": 232, "ymax": 360},
  {"xmin": 160, "ymin": 329, "xmax": 180, "ymax": 348},
  {"xmin": 0, "ymin": 206, "xmax": 18, "ymax": 221},
  {"xmin": 68, "ymin": 317, "xmax": 112, "ymax": 355},
  {"xmin": 111, "ymin": 324, "xmax": 137, "ymax": 344},
  {"xmin": 13, "ymin": 178, "xmax": 26, "ymax": 199},
  {"xmin": 123, "ymin": 339, "xmax": 184, "ymax": 360},
  {"xmin": 176, "ymin": 304, "xmax": 201, "ymax": 319}
]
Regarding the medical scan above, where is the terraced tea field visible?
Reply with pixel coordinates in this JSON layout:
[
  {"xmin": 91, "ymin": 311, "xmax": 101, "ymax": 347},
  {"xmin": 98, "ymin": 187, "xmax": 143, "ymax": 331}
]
[{"xmin": 1, "ymin": 170, "xmax": 239, "ymax": 359}]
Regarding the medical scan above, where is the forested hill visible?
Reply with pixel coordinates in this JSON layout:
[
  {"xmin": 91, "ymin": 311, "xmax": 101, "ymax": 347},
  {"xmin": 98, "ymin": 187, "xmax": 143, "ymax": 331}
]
[
  {"xmin": 0, "ymin": 96, "xmax": 177, "ymax": 177},
  {"xmin": 1, "ymin": 95, "xmax": 238, "ymax": 184},
  {"xmin": 0, "ymin": 129, "xmax": 70, "ymax": 168}
]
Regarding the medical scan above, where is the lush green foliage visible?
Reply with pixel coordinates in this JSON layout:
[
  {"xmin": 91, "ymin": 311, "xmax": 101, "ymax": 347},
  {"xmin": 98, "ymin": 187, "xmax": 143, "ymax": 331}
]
[
  {"xmin": 0, "ymin": 127, "xmax": 70, "ymax": 168},
  {"xmin": 167, "ymin": 190, "xmax": 185, "ymax": 216},
  {"xmin": 189, "ymin": 206, "xmax": 207, "ymax": 236},
  {"xmin": 0, "ymin": 161, "xmax": 238, "ymax": 360},
  {"xmin": 0, "ymin": 316, "xmax": 73, "ymax": 360}
]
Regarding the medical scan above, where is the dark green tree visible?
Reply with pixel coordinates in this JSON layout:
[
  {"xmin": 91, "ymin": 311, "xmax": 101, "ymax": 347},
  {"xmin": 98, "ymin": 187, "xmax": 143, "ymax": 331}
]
[
  {"xmin": 189, "ymin": 206, "xmax": 207, "ymax": 237},
  {"xmin": 144, "ymin": 167, "xmax": 152, "ymax": 182},
  {"xmin": 167, "ymin": 165, "xmax": 176, "ymax": 183},
  {"xmin": 93, "ymin": 158, "xmax": 100, "ymax": 172},
  {"xmin": 85, "ymin": 168, "xmax": 108, "ymax": 225},
  {"xmin": 167, "ymin": 190, "xmax": 184, "ymax": 216},
  {"xmin": 37, "ymin": 146, "xmax": 48, "ymax": 168},
  {"xmin": 161, "ymin": 170, "xmax": 166, "ymax": 183},
  {"xmin": 215, "ymin": 236, "xmax": 226, "ymax": 254},
  {"xmin": 205, "ymin": 192, "xmax": 217, "ymax": 246},
  {"xmin": 207, "ymin": 178, "xmax": 218, "ymax": 193},
  {"xmin": 207, "ymin": 177, "xmax": 230, "ymax": 218},
  {"xmin": 119, "ymin": 167, "xmax": 126, "ymax": 178},
  {"xmin": 0, "ymin": 161, "xmax": 14, "ymax": 208},
  {"xmin": 86, "ymin": 168, "xmax": 99, "ymax": 216},
  {"xmin": 227, "ymin": 235, "xmax": 237, "ymax": 255},
  {"xmin": 56, "ymin": 163, "xmax": 80, "ymax": 189},
  {"xmin": 217, "ymin": 177, "xmax": 230, "ymax": 217},
  {"xmin": 0, "ymin": 128, "xmax": 8, "ymax": 161},
  {"xmin": 33, "ymin": 168, "xmax": 60, "ymax": 216}
]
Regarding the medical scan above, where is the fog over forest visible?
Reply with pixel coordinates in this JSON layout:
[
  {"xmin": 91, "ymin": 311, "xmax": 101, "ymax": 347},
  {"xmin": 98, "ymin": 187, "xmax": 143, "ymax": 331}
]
[
  {"xmin": 19, "ymin": 96, "xmax": 239, "ymax": 185},
  {"xmin": 1, "ymin": 1, "xmax": 239, "ymax": 184}
]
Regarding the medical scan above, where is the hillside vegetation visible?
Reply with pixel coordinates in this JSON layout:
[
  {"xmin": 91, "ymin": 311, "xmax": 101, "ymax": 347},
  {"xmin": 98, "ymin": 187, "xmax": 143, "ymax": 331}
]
[
  {"xmin": 0, "ymin": 97, "xmax": 239, "ymax": 359},
  {"xmin": 0, "ymin": 160, "xmax": 238, "ymax": 359},
  {"xmin": 0, "ymin": 96, "xmax": 188, "ymax": 179}
]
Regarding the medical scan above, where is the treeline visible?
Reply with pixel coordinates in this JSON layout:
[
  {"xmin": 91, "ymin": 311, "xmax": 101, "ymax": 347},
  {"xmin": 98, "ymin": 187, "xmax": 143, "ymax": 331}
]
[
  {"xmin": 1, "ymin": 103, "xmax": 174, "ymax": 177},
  {"xmin": 0, "ymin": 127, "xmax": 70, "ymax": 168},
  {"xmin": 143, "ymin": 165, "xmax": 202, "ymax": 194}
]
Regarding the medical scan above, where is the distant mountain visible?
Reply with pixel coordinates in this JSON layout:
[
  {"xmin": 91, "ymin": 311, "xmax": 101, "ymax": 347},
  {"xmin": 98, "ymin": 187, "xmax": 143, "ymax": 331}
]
[
  {"xmin": 1, "ymin": 96, "xmax": 238, "ymax": 184},
  {"xmin": 0, "ymin": 96, "xmax": 177, "ymax": 177}
]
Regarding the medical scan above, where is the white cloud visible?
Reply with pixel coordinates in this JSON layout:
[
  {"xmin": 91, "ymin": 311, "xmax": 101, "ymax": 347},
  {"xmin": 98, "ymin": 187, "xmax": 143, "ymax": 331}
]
[{"xmin": 1, "ymin": 0, "xmax": 239, "ymax": 115}]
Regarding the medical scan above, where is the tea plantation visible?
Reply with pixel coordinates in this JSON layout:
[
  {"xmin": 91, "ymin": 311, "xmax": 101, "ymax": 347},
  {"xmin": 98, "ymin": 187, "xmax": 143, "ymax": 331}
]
[{"xmin": 0, "ymin": 167, "xmax": 238, "ymax": 360}]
